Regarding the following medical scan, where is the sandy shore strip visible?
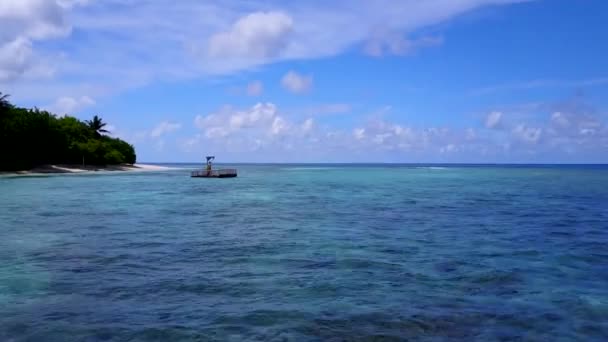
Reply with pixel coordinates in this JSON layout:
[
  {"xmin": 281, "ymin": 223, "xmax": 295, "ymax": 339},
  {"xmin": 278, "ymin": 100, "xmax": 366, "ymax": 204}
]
[
  {"xmin": 133, "ymin": 164, "xmax": 174, "ymax": 171},
  {"xmin": 0, "ymin": 163, "xmax": 174, "ymax": 176}
]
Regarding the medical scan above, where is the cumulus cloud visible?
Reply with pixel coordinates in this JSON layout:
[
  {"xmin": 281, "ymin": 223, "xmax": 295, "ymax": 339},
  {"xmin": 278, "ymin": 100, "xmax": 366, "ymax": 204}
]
[
  {"xmin": 512, "ymin": 124, "xmax": 542, "ymax": 144},
  {"xmin": 246, "ymin": 80, "xmax": 264, "ymax": 96},
  {"xmin": 546, "ymin": 109, "xmax": 604, "ymax": 146},
  {"xmin": 207, "ymin": 11, "xmax": 293, "ymax": 59},
  {"xmin": 188, "ymin": 102, "xmax": 466, "ymax": 159},
  {"xmin": 0, "ymin": 38, "xmax": 33, "ymax": 82},
  {"xmin": 46, "ymin": 95, "xmax": 95, "ymax": 115},
  {"xmin": 301, "ymin": 118, "xmax": 314, "ymax": 133},
  {"xmin": 350, "ymin": 120, "xmax": 455, "ymax": 153},
  {"xmin": 181, "ymin": 95, "xmax": 608, "ymax": 162},
  {"xmin": 550, "ymin": 112, "xmax": 569, "ymax": 128},
  {"xmin": 281, "ymin": 70, "xmax": 313, "ymax": 94},
  {"xmin": 0, "ymin": 0, "xmax": 71, "ymax": 42},
  {"xmin": 0, "ymin": 0, "xmax": 72, "ymax": 82},
  {"xmin": 174, "ymin": 0, "xmax": 529, "ymax": 75},
  {"xmin": 440, "ymin": 144, "xmax": 458, "ymax": 154},
  {"xmin": 150, "ymin": 121, "xmax": 182, "ymax": 138},
  {"xmin": 2, "ymin": 0, "xmax": 532, "ymax": 98},
  {"xmin": 190, "ymin": 102, "xmax": 319, "ymax": 155},
  {"xmin": 194, "ymin": 103, "xmax": 314, "ymax": 144},
  {"xmin": 485, "ymin": 111, "xmax": 503, "ymax": 129},
  {"xmin": 271, "ymin": 116, "xmax": 290, "ymax": 136},
  {"xmin": 352, "ymin": 128, "xmax": 365, "ymax": 141}
]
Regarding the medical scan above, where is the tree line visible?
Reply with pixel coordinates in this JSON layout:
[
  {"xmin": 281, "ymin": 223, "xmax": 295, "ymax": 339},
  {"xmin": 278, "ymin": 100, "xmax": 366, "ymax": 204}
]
[{"xmin": 0, "ymin": 92, "xmax": 136, "ymax": 171}]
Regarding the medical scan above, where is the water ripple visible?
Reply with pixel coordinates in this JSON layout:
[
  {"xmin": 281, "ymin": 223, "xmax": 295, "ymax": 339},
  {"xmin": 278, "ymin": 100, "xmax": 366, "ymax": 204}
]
[{"xmin": 1, "ymin": 165, "xmax": 607, "ymax": 340}]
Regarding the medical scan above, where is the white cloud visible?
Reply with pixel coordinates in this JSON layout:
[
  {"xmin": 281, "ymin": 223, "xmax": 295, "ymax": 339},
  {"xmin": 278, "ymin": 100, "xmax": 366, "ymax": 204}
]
[
  {"xmin": 315, "ymin": 103, "xmax": 351, "ymax": 115},
  {"xmin": 207, "ymin": 11, "xmax": 293, "ymax": 59},
  {"xmin": 1, "ymin": 0, "xmax": 531, "ymax": 99},
  {"xmin": 281, "ymin": 70, "xmax": 313, "ymax": 94},
  {"xmin": 0, "ymin": 0, "xmax": 71, "ymax": 42},
  {"xmin": 246, "ymin": 80, "xmax": 264, "ymax": 96},
  {"xmin": 0, "ymin": 38, "xmax": 33, "ymax": 82},
  {"xmin": 301, "ymin": 118, "xmax": 314, "ymax": 133},
  {"xmin": 195, "ymin": 102, "xmax": 279, "ymax": 137},
  {"xmin": 271, "ymin": 116, "xmax": 290, "ymax": 136},
  {"xmin": 46, "ymin": 95, "xmax": 95, "ymax": 115},
  {"xmin": 190, "ymin": 103, "xmax": 469, "ymax": 158},
  {"xmin": 550, "ymin": 112, "xmax": 569, "ymax": 128},
  {"xmin": 104, "ymin": 124, "xmax": 116, "ymax": 133},
  {"xmin": 353, "ymin": 128, "xmax": 366, "ymax": 140},
  {"xmin": 465, "ymin": 128, "xmax": 476, "ymax": 141},
  {"xmin": 513, "ymin": 124, "xmax": 542, "ymax": 144},
  {"xmin": 150, "ymin": 121, "xmax": 182, "ymax": 138},
  {"xmin": 364, "ymin": 33, "xmax": 443, "ymax": 57},
  {"xmin": 164, "ymin": 97, "xmax": 608, "ymax": 162},
  {"xmin": 0, "ymin": 0, "xmax": 72, "ymax": 83},
  {"xmin": 472, "ymin": 77, "xmax": 608, "ymax": 95},
  {"xmin": 440, "ymin": 144, "xmax": 458, "ymax": 153},
  {"xmin": 477, "ymin": 98, "xmax": 608, "ymax": 159},
  {"xmin": 57, "ymin": 0, "xmax": 90, "ymax": 8},
  {"xmin": 189, "ymin": 103, "xmax": 324, "ymax": 156},
  {"xmin": 545, "ymin": 109, "xmax": 605, "ymax": 150},
  {"xmin": 485, "ymin": 111, "xmax": 503, "ymax": 129}
]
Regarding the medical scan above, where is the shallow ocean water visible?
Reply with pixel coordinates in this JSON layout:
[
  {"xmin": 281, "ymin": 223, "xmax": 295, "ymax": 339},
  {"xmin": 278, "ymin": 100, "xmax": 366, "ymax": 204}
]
[{"xmin": 1, "ymin": 164, "xmax": 607, "ymax": 341}]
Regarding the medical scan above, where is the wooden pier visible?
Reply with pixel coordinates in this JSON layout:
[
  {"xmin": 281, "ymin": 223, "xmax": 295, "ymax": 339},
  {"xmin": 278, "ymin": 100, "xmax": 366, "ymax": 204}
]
[
  {"xmin": 191, "ymin": 169, "xmax": 237, "ymax": 178},
  {"xmin": 191, "ymin": 156, "xmax": 236, "ymax": 178}
]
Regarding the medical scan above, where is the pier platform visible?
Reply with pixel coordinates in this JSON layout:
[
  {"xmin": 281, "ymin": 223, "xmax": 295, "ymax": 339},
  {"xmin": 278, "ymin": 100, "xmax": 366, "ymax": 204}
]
[{"xmin": 191, "ymin": 169, "xmax": 237, "ymax": 178}]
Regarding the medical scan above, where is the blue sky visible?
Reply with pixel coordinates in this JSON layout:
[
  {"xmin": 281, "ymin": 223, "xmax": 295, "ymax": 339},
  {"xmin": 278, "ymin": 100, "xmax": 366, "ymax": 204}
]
[{"xmin": 2, "ymin": 0, "xmax": 607, "ymax": 163}]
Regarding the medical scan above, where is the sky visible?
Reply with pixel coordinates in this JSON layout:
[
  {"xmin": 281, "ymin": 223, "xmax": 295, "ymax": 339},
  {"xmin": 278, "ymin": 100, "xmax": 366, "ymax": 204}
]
[{"xmin": 1, "ymin": 0, "xmax": 608, "ymax": 163}]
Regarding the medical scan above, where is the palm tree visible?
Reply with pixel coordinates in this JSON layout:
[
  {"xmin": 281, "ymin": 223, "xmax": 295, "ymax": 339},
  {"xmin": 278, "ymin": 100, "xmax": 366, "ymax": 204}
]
[
  {"xmin": 0, "ymin": 92, "xmax": 11, "ymax": 109},
  {"xmin": 86, "ymin": 115, "xmax": 109, "ymax": 136}
]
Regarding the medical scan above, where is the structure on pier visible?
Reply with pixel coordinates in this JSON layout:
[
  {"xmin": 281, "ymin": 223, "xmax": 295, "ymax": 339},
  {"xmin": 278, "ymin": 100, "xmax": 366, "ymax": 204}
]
[{"xmin": 191, "ymin": 156, "xmax": 237, "ymax": 178}]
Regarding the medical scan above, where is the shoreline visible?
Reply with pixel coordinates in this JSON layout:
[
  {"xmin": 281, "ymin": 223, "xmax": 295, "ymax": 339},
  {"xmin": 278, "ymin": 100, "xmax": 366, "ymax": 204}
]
[{"xmin": 0, "ymin": 164, "xmax": 173, "ymax": 176}]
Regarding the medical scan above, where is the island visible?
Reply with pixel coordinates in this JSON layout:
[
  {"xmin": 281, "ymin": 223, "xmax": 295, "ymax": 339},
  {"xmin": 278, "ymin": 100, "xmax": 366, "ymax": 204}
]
[{"xmin": 0, "ymin": 92, "xmax": 141, "ymax": 174}]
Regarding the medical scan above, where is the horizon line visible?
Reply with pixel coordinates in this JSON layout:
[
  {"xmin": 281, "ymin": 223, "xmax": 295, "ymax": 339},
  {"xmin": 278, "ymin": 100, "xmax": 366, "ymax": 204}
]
[{"xmin": 140, "ymin": 162, "xmax": 608, "ymax": 166}]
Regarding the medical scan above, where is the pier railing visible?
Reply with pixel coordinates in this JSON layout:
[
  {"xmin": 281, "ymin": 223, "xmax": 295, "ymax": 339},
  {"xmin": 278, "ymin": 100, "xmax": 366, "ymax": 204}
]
[{"xmin": 191, "ymin": 169, "xmax": 237, "ymax": 177}]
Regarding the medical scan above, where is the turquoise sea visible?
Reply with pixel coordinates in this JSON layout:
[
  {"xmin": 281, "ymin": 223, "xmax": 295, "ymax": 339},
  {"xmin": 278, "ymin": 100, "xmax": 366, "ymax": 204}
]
[{"xmin": 1, "ymin": 164, "xmax": 607, "ymax": 341}]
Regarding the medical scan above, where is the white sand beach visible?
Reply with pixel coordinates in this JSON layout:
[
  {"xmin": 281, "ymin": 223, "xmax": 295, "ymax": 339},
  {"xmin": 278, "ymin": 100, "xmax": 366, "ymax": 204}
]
[
  {"xmin": 133, "ymin": 164, "xmax": 173, "ymax": 171},
  {"xmin": 0, "ymin": 164, "xmax": 173, "ymax": 176}
]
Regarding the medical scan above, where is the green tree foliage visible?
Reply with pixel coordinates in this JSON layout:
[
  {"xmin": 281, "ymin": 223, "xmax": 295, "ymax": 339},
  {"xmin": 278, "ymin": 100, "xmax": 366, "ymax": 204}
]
[
  {"xmin": 85, "ymin": 115, "xmax": 109, "ymax": 137},
  {"xmin": 0, "ymin": 93, "xmax": 136, "ymax": 171},
  {"xmin": 0, "ymin": 92, "xmax": 11, "ymax": 110}
]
